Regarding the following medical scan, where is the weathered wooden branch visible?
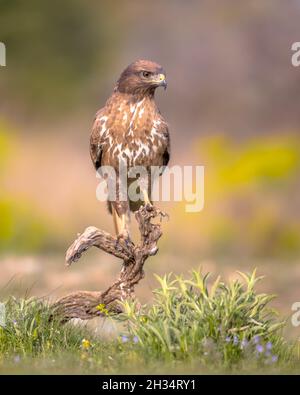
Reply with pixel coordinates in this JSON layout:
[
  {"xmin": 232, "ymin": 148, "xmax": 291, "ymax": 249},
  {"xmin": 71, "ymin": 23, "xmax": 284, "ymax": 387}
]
[{"xmin": 52, "ymin": 204, "xmax": 166, "ymax": 322}]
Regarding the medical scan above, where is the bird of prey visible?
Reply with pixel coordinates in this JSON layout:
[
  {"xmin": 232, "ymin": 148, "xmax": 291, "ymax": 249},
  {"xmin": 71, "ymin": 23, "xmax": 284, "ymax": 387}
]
[{"xmin": 90, "ymin": 60, "xmax": 170, "ymax": 240}]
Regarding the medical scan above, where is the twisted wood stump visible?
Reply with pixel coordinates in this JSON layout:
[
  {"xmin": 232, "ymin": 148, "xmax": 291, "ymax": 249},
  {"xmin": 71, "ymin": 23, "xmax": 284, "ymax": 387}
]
[{"xmin": 53, "ymin": 204, "xmax": 166, "ymax": 322}]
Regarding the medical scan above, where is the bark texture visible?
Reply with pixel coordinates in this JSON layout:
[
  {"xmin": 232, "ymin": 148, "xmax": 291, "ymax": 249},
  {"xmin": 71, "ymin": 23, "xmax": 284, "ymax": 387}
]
[{"xmin": 53, "ymin": 204, "xmax": 166, "ymax": 322}]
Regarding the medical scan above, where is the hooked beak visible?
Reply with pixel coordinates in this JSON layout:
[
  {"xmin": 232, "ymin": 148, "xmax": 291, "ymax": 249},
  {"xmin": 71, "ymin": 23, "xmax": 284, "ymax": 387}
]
[
  {"xmin": 153, "ymin": 73, "xmax": 167, "ymax": 90},
  {"xmin": 158, "ymin": 73, "xmax": 167, "ymax": 90}
]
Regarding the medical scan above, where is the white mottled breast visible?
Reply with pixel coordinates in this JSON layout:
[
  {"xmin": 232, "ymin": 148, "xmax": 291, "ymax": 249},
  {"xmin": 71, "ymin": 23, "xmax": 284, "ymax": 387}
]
[{"xmin": 95, "ymin": 96, "xmax": 168, "ymax": 168}]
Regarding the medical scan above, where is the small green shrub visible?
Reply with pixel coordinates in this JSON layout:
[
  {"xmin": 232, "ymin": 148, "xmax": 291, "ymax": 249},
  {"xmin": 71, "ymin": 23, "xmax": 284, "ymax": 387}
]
[
  {"xmin": 122, "ymin": 269, "xmax": 293, "ymax": 369},
  {"xmin": 0, "ymin": 297, "xmax": 87, "ymax": 356}
]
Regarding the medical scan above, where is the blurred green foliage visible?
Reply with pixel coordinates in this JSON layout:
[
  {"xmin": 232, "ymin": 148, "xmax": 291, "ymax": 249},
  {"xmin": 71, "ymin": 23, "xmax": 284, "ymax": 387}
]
[
  {"xmin": 173, "ymin": 134, "xmax": 300, "ymax": 258},
  {"xmin": 0, "ymin": 123, "xmax": 11, "ymax": 173},
  {"xmin": 0, "ymin": 0, "xmax": 122, "ymax": 115},
  {"xmin": 0, "ymin": 121, "xmax": 59, "ymax": 253},
  {"xmin": 205, "ymin": 135, "xmax": 300, "ymax": 192},
  {"xmin": 0, "ymin": 198, "xmax": 54, "ymax": 253}
]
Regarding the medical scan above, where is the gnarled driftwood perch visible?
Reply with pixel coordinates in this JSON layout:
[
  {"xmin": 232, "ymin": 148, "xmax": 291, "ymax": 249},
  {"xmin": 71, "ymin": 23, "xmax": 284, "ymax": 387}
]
[{"xmin": 53, "ymin": 204, "xmax": 166, "ymax": 322}]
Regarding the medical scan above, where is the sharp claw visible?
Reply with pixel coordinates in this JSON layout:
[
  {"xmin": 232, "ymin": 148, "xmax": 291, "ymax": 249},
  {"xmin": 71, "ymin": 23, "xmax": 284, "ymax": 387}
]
[
  {"xmin": 149, "ymin": 246, "xmax": 158, "ymax": 255},
  {"xmin": 159, "ymin": 211, "xmax": 169, "ymax": 222}
]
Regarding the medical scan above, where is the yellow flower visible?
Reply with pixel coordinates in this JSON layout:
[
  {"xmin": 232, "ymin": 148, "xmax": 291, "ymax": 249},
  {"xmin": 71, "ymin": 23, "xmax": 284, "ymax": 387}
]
[
  {"xmin": 96, "ymin": 303, "xmax": 109, "ymax": 316},
  {"xmin": 81, "ymin": 338, "xmax": 91, "ymax": 350}
]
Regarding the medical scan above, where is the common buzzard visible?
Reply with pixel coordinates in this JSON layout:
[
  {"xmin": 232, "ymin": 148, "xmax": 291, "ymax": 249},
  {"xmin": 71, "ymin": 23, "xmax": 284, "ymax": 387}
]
[{"xmin": 90, "ymin": 60, "xmax": 170, "ymax": 240}]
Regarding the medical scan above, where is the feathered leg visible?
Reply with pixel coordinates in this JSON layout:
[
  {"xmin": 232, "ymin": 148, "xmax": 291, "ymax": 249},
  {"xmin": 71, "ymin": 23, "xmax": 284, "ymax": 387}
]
[{"xmin": 111, "ymin": 201, "xmax": 130, "ymax": 242}]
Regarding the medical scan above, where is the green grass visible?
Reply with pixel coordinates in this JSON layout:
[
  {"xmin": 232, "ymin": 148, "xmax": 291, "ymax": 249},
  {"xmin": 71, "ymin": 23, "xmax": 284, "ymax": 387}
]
[{"xmin": 0, "ymin": 270, "xmax": 298, "ymax": 374}]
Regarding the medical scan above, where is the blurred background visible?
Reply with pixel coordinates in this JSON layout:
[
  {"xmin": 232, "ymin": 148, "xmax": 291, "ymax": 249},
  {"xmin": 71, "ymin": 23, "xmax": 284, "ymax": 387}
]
[{"xmin": 0, "ymin": 1, "xmax": 300, "ymax": 337}]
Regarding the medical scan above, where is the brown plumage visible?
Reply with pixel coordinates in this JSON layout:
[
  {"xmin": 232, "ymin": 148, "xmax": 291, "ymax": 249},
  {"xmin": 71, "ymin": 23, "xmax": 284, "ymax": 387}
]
[{"xmin": 90, "ymin": 59, "xmax": 170, "ymax": 239}]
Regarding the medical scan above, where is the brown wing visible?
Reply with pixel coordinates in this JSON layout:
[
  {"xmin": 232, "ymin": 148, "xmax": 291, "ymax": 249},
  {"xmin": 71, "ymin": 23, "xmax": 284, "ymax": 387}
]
[
  {"xmin": 90, "ymin": 108, "xmax": 105, "ymax": 171},
  {"xmin": 158, "ymin": 119, "xmax": 170, "ymax": 170}
]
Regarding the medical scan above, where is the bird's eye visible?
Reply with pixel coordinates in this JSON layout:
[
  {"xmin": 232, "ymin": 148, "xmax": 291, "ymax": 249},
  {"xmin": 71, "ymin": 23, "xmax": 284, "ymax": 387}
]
[{"xmin": 142, "ymin": 71, "xmax": 151, "ymax": 78}]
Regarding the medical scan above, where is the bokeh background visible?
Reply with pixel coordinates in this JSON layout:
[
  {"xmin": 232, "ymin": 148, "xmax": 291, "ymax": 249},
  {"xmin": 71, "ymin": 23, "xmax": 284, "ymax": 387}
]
[{"xmin": 0, "ymin": 1, "xmax": 300, "ymax": 338}]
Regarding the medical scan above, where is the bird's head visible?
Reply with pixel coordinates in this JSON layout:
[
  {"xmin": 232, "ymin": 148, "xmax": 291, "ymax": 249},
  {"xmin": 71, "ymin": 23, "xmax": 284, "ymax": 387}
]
[{"xmin": 116, "ymin": 59, "xmax": 167, "ymax": 96}]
